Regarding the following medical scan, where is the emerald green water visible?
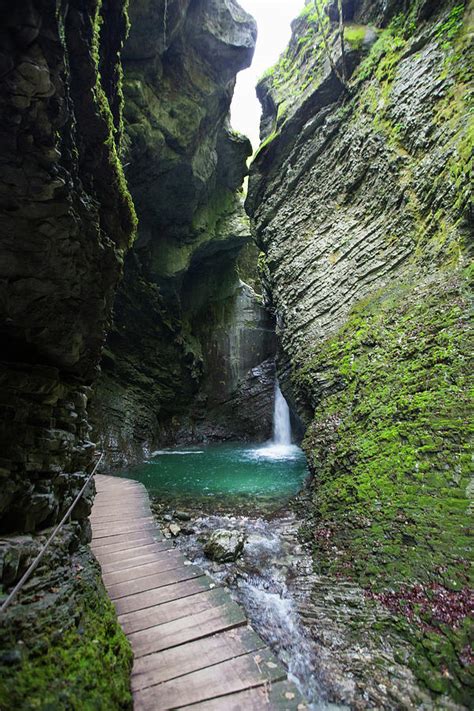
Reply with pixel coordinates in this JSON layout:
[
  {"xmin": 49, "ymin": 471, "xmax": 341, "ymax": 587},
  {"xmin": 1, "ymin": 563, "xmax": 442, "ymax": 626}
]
[{"xmin": 117, "ymin": 443, "xmax": 309, "ymax": 513}]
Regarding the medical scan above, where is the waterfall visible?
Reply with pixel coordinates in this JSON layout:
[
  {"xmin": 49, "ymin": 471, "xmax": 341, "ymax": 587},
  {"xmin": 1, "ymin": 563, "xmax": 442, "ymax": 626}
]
[{"xmin": 273, "ymin": 382, "xmax": 292, "ymax": 446}]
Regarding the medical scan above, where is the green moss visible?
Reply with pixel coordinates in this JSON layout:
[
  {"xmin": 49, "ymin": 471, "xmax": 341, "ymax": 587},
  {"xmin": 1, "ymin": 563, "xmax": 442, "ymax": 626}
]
[
  {"xmin": 350, "ymin": 2, "xmax": 472, "ymax": 268},
  {"xmin": 355, "ymin": 21, "xmax": 406, "ymax": 84},
  {"xmin": 256, "ymin": 2, "xmax": 330, "ymax": 128},
  {"xmin": 344, "ymin": 24, "xmax": 368, "ymax": 50},
  {"xmin": 0, "ymin": 562, "xmax": 132, "ymax": 710},
  {"xmin": 294, "ymin": 267, "xmax": 473, "ymax": 702},
  {"xmin": 253, "ymin": 129, "xmax": 279, "ymax": 159},
  {"xmin": 92, "ymin": 0, "xmax": 138, "ymax": 247},
  {"xmin": 435, "ymin": 3, "xmax": 465, "ymax": 46}
]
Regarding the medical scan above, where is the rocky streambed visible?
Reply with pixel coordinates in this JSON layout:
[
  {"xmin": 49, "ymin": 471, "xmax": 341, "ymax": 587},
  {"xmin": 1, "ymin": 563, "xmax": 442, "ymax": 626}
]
[{"xmin": 151, "ymin": 497, "xmax": 461, "ymax": 710}]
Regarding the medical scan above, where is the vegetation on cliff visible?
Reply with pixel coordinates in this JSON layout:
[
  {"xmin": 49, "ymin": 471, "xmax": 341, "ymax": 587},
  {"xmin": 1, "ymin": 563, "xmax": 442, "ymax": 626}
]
[
  {"xmin": 0, "ymin": 540, "xmax": 132, "ymax": 710},
  {"xmin": 248, "ymin": 0, "xmax": 473, "ymax": 705},
  {"xmin": 1, "ymin": 0, "xmax": 135, "ymax": 706},
  {"xmin": 296, "ymin": 267, "xmax": 473, "ymax": 701}
]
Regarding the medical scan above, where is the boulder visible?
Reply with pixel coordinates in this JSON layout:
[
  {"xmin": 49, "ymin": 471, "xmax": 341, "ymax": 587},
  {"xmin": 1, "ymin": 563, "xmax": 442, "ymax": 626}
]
[{"xmin": 204, "ymin": 529, "xmax": 245, "ymax": 563}]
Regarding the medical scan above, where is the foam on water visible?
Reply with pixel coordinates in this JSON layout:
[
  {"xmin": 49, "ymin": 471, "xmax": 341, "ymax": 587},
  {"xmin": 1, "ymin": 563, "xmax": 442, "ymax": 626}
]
[{"xmin": 150, "ymin": 450, "xmax": 204, "ymax": 456}]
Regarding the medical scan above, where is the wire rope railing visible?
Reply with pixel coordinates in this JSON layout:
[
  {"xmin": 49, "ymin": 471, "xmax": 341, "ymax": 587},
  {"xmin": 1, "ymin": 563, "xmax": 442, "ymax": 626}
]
[{"xmin": 0, "ymin": 452, "xmax": 104, "ymax": 614}]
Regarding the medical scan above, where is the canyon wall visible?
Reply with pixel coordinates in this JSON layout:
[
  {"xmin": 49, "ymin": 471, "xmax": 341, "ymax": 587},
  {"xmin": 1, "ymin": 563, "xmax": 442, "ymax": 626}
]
[
  {"xmin": 90, "ymin": 0, "xmax": 276, "ymax": 464},
  {"xmin": 247, "ymin": 0, "xmax": 473, "ymax": 705},
  {"xmin": 0, "ymin": 0, "xmax": 136, "ymax": 534},
  {"xmin": 0, "ymin": 0, "xmax": 135, "ymax": 704}
]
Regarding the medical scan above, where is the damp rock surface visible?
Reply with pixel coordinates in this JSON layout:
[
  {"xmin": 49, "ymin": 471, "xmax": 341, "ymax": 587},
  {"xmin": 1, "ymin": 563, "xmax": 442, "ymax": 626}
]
[
  {"xmin": 204, "ymin": 528, "xmax": 246, "ymax": 562},
  {"xmin": 246, "ymin": 0, "xmax": 473, "ymax": 707},
  {"xmin": 0, "ymin": 0, "xmax": 136, "ymax": 535},
  {"xmin": 90, "ymin": 0, "xmax": 276, "ymax": 462}
]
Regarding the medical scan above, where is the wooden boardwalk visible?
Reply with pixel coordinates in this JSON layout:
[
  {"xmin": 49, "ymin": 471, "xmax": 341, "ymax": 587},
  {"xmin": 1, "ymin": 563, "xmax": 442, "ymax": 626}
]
[{"xmin": 91, "ymin": 474, "xmax": 307, "ymax": 710}]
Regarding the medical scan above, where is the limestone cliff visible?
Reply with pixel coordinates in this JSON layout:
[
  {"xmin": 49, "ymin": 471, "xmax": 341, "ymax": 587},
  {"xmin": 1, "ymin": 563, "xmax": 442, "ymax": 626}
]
[
  {"xmin": 0, "ymin": 0, "xmax": 136, "ymax": 535},
  {"xmin": 91, "ymin": 0, "xmax": 275, "ymax": 463},
  {"xmin": 247, "ymin": 0, "xmax": 473, "ymax": 706},
  {"xmin": 0, "ymin": 0, "xmax": 135, "ymax": 704}
]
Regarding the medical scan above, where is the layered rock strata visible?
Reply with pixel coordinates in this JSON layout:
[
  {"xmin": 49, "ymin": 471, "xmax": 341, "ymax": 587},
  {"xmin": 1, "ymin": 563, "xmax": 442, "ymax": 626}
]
[
  {"xmin": 0, "ymin": 0, "xmax": 135, "ymax": 703},
  {"xmin": 91, "ymin": 0, "xmax": 274, "ymax": 462},
  {"xmin": 247, "ymin": 0, "xmax": 473, "ymax": 705},
  {"xmin": 0, "ymin": 0, "xmax": 136, "ymax": 535}
]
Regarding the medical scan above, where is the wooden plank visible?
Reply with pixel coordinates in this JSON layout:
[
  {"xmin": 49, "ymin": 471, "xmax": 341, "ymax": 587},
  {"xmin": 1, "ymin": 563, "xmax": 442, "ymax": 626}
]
[
  {"xmin": 100, "ymin": 539, "xmax": 182, "ymax": 565},
  {"xmin": 91, "ymin": 507, "xmax": 150, "ymax": 519},
  {"xmin": 92, "ymin": 506, "xmax": 149, "ymax": 515},
  {"xmin": 177, "ymin": 679, "xmax": 308, "ymax": 710},
  {"xmin": 131, "ymin": 626, "xmax": 266, "ymax": 691},
  {"xmin": 95, "ymin": 487, "xmax": 144, "ymax": 495},
  {"xmin": 99, "ymin": 546, "xmax": 181, "ymax": 571},
  {"xmin": 96, "ymin": 479, "xmax": 142, "ymax": 488},
  {"xmin": 92, "ymin": 474, "xmax": 306, "ymax": 709},
  {"xmin": 128, "ymin": 601, "xmax": 247, "ymax": 658},
  {"xmin": 92, "ymin": 522, "xmax": 156, "ymax": 539},
  {"xmin": 94, "ymin": 493, "xmax": 146, "ymax": 501},
  {"xmin": 91, "ymin": 510, "xmax": 150, "ymax": 523},
  {"xmin": 91, "ymin": 529, "xmax": 161, "ymax": 546},
  {"xmin": 113, "ymin": 576, "xmax": 212, "ymax": 616},
  {"xmin": 92, "ymin": 536, "xmax": 170, "ymax": 563},
  {"xmin": 103, "ymin": 557, "xmax": 186, "ymax": 586},
  {"xmin": 118, "ymin": 587, "xmax": 230, "ymax": 635},
  {"xmin": 133, "ymin": 648, "xmax": 286, "ymax": 711},
  {"xmin": 92, "ymin": 536, "xmax": 166, "ymax": 555},
  {"xmin": 92, "ymin": 516, "xmax": 155, "ymax": 532},
  {"xmin": 108, "ymin": 565, "xmax": 204, "ymax": 600},
  {"xmin": 91, "ymin": 516, "xmax": 156, "ymax": 533},
  {"xmin": 93, "ymin": 491, "xmax": 146, "ymax": 499},
  {"xmin": 94, "ymin": 491, "xmax": 146, "ymax": 506}
]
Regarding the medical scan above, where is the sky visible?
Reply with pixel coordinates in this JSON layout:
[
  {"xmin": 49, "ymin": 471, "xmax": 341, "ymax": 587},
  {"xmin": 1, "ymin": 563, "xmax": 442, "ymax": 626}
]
[{"xmin": 230, "ymin": 0, "xmax": 305, "ymax": 149}]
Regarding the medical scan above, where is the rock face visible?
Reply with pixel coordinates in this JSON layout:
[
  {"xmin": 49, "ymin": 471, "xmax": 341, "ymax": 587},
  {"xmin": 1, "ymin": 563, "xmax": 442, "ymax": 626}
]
[
  {"xmin": 247, "ymin": 0, "xmax": 472, "ymax": 706},
  {"xmin": 0, "ymin": 1, "xmax": 134, "ymax": 703},
  {"xmin": 90, "ymin": 0, "xmax": 275, "ymax": 463},
  {"xmin": 173, "ymin": 281, "xmax": 276, "ymax": 443},
  {"xmin": 0, "ymin": 525, "xmax": 132, "ymax": 707},
  {"xmin": 0, "ymin": 1, "xmax": 135, "ymax": 534},
  {"xmin": 204, "ymin": 528, "xmax": 245, "ymax": 562}
]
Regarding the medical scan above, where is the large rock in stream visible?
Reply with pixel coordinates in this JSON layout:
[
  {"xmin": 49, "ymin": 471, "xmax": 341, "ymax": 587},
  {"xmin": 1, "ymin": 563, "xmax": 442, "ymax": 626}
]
[{"xmin": 204, "ymin": 529, "xmax": 245, "ymax": 562}]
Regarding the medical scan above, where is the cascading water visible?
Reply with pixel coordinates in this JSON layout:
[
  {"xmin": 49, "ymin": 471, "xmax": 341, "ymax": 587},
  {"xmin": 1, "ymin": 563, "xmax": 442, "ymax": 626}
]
[
  {"xmin": 255, "ymin": 379, "xmax": 297, "ymax": 458},
  {"xmin": 273, "ymin": 381, "xmax": 292, "ymax": 445}
]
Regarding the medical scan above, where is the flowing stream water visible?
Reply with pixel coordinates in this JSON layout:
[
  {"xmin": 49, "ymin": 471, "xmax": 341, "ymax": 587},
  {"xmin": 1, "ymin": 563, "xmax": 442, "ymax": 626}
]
[{"xmin": 117, "ymin": 384, "xmax": 346, "ymax": 709}]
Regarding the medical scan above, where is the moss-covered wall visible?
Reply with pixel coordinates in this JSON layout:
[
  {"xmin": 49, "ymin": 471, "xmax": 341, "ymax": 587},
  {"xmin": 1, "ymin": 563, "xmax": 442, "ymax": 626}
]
[
  {"xmin": 91, "ymin": 0, "xmax": 277, "ymax": 461},
  {"xmin": 0, "ymin": 528, "xmax": 132, "ymax": 709},
  {"xmin": 0, "ymin": 0, "xmax": 136, "ymax": 535},
  {"xmin": 0, "ymin": 1, "xmax": 135, "ymax": 704},
  {"xmin": 247, "ymin": 0, "xmax": 473, "ymax": 705}
]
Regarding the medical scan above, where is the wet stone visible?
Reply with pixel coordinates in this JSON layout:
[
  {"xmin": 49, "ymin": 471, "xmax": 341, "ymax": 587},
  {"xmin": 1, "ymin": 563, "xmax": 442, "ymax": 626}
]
[{"xmin": 204, "ymin": 529, "xmax": 245, "ymax": 563}]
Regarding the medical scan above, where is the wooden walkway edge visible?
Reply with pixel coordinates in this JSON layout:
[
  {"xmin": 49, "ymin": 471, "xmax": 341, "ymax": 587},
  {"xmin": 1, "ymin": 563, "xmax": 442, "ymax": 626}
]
[{"xmin": 91, "ymin": 474, "xmax": 307, "ymax": 710}]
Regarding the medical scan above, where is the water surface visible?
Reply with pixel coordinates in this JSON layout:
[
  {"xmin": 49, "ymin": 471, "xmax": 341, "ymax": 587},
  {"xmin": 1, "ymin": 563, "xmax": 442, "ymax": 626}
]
[{"xmin": 117, "ymin": 442, "xmax": 309, "ymax": 513}]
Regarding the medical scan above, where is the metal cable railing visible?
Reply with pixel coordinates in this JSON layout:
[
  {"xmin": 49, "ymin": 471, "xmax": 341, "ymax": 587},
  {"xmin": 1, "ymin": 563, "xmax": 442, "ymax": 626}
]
[{"xmin": 0, "ymin": 452, "xmax": 104, "ymax": 614}]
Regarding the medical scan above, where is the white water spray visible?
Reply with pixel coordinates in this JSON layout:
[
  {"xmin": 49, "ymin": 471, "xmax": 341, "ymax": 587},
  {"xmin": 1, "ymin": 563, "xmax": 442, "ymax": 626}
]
[
  {"xmin": 273, "ymin": 381, "xmax": 292, "ymax": 445},
  {"xmin": 254, "ymin": 379, "xmax": 298, "ymax": 459}
]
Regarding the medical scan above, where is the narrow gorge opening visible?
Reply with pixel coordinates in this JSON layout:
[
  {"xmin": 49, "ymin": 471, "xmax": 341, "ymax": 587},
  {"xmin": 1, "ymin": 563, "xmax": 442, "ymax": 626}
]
[{"xmin": 1, "ymin": 0, "xmax": 472, "ymax": 709}]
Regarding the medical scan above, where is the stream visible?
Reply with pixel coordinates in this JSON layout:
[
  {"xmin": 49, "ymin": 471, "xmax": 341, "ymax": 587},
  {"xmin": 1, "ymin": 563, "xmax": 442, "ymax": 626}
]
[
  {"xmin": 117, "ymin": 445, "xmax": 348, "ymax": 708},
  {"xmin": 115, "ymin": 385, "xmax": 347, "ymax": 708}
]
